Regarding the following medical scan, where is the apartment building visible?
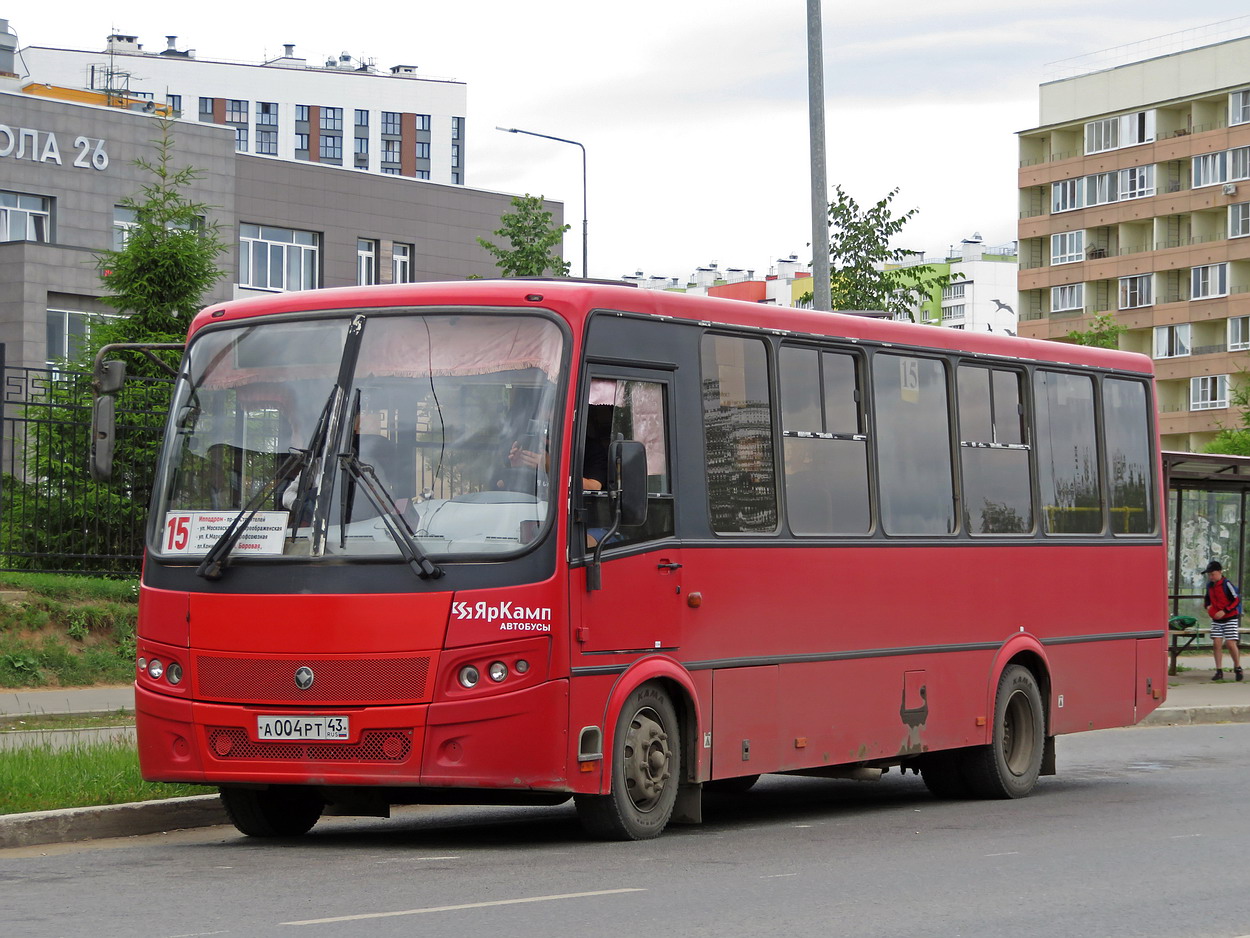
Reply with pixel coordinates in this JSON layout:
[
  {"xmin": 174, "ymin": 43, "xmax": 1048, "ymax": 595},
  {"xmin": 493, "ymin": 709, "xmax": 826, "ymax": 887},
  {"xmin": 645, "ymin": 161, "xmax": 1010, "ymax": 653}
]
[
  {"xmin": 18, "ymin": 31, "xmax": 466, "ymax": 184},
  {"xmin": 1018, "ymin": 28, "xmax": 1250, "ymax": 451}
]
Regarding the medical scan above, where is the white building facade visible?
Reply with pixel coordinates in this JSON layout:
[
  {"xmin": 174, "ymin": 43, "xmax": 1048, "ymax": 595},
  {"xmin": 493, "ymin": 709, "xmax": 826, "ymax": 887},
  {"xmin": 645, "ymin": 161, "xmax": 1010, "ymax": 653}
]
[{"xmin": 19, "ymin": 33, "xmax": 467, "ymax": 185}]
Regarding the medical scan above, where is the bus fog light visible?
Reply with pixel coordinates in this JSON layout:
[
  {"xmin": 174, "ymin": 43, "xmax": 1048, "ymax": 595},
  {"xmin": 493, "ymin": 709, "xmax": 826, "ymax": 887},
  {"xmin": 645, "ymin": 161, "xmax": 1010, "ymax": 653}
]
[
  {"xmin": 166, "ymin": 661, "xmax": 183, "ymax": 685},
  {"xmin": 515, "ymin": 659, "xmax": 530, "ymax": 674},
  {"xmin": 137, "ymin": 657, "xmax": 147, "ymax": 672},
  {"xmin": 458, "ymin": 665, "xmax": 480, "ymax": 688},
  {"xmin": 488, "ymin": 661, "xmax": 508, "ymax": 682},
  {"xmin": 147, "ymin": 659, "xmax": 164, "ymax": 680}
]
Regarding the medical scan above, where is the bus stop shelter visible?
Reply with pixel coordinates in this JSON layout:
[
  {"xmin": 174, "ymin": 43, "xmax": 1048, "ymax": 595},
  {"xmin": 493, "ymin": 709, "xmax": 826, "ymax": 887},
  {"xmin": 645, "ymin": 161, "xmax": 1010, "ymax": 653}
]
[{"xmin": 1163, "ymin": 451, "xmax": 1250, "ymax": 621}]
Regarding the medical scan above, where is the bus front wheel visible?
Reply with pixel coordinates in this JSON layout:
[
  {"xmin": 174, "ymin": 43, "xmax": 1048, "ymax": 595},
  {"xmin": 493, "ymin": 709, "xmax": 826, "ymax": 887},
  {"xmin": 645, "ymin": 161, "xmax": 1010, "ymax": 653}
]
[
  {"xmin": 575, "ymin": 683, "xmax": 680, "ymax": 840},
  {"xmin": 220, "ymin": 785, "xmax": 324, "ymax": 837},
  {"xmin": 964, "ymin": 664, "xmax": 1045, "ymax": 799}
]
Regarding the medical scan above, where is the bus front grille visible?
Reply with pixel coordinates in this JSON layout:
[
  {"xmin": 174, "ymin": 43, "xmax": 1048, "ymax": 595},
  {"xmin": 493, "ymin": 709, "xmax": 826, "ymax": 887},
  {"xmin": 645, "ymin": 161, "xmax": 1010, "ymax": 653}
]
[
  {"xmin": 207, "ymin": 727, "xmax": 414, "ymax": 762},
  {"xmin": 194, "ymin": 654, "xmax": 432, "ymax": 705}
]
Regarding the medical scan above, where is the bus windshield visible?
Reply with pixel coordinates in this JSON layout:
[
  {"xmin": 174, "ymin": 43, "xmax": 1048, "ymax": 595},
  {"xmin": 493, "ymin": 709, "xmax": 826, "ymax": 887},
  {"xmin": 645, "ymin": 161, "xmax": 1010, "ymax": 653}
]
[{"xmin": 151, "ymin": 310, "xmax": 565, "ymax": 562}]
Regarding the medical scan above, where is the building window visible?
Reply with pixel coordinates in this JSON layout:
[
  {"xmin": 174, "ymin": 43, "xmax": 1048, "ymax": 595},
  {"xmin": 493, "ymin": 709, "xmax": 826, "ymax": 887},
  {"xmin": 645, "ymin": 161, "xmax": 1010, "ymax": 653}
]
[
  {"xmin": 415, "ymin": 114, "xmax": 431, "ymax": 131},
  {"xmin": 1119, "ymin": 274, "xmax": 1152, "ymax": 309},
  {"xmin": 1052, "ymin": 178, "xmax": 1083, "ymax": 213},
  {"xmin": 1230, "ymin": 203, "xmax": 1250, "ymax": 238},
  {"xmin": 382, "ymin": 167, "xmax": 401, "ymax": 175},
  {"xmin": 1120, "ymin": 165, "xmax": 1155, "ymax": 199},
  {"xmin": 354, "ymin": 136, "xmax": 369, "ymax": 156},
  {"xmin": 451, "ymin": 144, "xmax": 461, "ymax": 168},
  {"xmin": 234, "ymin": 127, "xmax": 248, "ymax": 151},
  {"xmin": 1193, "ymin": 152, "xmax": 1228, "ymax": 188},
  {"xmin": 1192, "ymin": 263, "xmax": 1229, "ymax": 299},
  {"xmin": 226, "ymin": 99, "xmax": 248, "ymax": 123},
  {"xmin": 1051, "ymin": 230, "xmax": 1084, "ymax": 265},
  {"xmin": 381, "ymin": 111, "xmax": 401, "ymax": 134},
  {"xmin": 1085, "ymin": 110, "xmax": 1154, "ymax": 154},
  {"xmin": 941, "ymin": 304, "xmax": 966, "ymax": 321},
  {"xmin": 414, "ymin": 142, "xmax": 430, "ymax": 160},
  {"xmin": 1229, "ymin": 316, "xmax": 1250, "ymax": 351},
  {"xmin": 452, "ymin": 117, "xmax": 463, "ymax": 140},
  {"xmin": 256, "ymin": 102, "xmax": 278, "ymax": 126},
  {"xmin": 1085, "ymin": 172, "xmax": 1117, "ymax": 206},
  {"xmin": 392, "ymin": 243, "xmax": 412, "ymax": 283},
  {"xmin": 382, "ymin": 139, "xmax": 400, "ymax": 162},
  {"xmin": 239, "ymin": 224, "xmax": 319, "ymax": 291},
  {"xmin": 320, "ymin": 135, "xmax": 342, "ymax": 160},
  {"xmin": 112, "ymin": 205, "xmax": 137, "ymax": 250},
  {"xmin": 452, "ymin": 172, "xmax": 461, "ymax": 184},
  {"xmin": 295, "ymin": 104, "xmax": 310, "ymax": 123},
  {"xmin": 46, "ymin": 309, "xmax": 119, "ymax": 366},
  {"xmin": 1085, "ymin": 117, "xmax": 1118, "ymax": 154},
  {"xmin": 321, "ymin": 107, "xmax": 343, "ymax": 131},
  {"xmin": 199, "ymin": 96, "xmax": 213, "ymax": 114},
  {"xmin": 1232, "ymin": 146, "xmax": 1250, "ymax": 181},
  {"xmin": 1051, "ymin": 283, "xmax": 1083, "ymax": 312},
  {"xmin": 256, "ymin": 130, "xmax": 278, "ymax": 155},
  {"xmin": 1191, "ymin": 375, "xmax": 1230, "ymax": 411},
  {"xmin": 0, "ymin": 191, "xmax": 51, "ymax": 242},
  {"xmin": 354, "ymin": 109, "xmax": 369, "ymax": 127},
  {"xmin": 295, "ymin": 134, "xmax": 309, "ymax": 152},
  {"xmin": 942, "ymin": 283, "xmax": 966, "ymax": 300},
  {"xmin": 415, "ymin": 170, "xmax": 430, "ymax": 179},
  {"xmin": 357, "ymin": 239, "xmax": 378, "ymax": 285},
  {"xmin": 1153, "ymin": 323, "xmax": 1191, "ymax": 359},
  {"xmin": 167, "ymin": 94, "xmax": 182, "ymax": 113},
  {"xmin": 1232, "ymin": 90, "xmax": 1250, "ymax": 126}
]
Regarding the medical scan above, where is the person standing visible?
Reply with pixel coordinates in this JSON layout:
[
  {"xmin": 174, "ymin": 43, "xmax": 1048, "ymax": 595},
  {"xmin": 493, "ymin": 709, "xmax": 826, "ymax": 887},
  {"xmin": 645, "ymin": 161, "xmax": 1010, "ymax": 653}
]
[{"xmin": 1204, "ymin": 560, "xmax": 1243, "ymax": 681}]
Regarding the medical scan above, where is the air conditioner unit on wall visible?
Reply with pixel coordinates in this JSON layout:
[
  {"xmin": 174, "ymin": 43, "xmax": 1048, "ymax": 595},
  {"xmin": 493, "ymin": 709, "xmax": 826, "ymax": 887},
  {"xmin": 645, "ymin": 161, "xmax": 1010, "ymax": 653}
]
[{"xmin": 1223, "ymin": 183, "xmax": 1237, "ymax": 195}]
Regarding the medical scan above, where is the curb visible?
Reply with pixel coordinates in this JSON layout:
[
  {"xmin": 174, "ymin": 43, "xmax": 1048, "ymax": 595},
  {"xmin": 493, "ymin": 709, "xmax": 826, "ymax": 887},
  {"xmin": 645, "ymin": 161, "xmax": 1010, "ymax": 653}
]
[
  {"xmin": 0, "ymin": 795, "xmax": 227, "ymax": 849},
  {"xmin": 1140, "ymin": 705, "xmax": 1250, "ymax": 726}
]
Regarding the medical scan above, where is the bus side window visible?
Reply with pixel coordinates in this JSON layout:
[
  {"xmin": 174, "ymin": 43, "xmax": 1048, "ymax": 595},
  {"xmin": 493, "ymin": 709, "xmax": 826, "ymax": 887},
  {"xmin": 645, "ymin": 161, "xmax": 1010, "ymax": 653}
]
[{"xmin": 582, "ymin": 378, "xmax": 674, "ymax": 547}]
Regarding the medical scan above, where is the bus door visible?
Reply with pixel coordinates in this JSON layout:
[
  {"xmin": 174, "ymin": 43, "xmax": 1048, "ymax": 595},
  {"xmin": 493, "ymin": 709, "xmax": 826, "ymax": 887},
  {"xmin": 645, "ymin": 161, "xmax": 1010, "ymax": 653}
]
[{"xmin": 572, "ymin": 372, "xmax": 683, "ymax": 654}]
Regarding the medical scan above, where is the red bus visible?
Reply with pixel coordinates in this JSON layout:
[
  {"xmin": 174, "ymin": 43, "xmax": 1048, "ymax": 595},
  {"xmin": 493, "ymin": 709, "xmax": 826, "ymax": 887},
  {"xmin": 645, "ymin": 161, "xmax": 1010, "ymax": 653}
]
[{"xmin": 99, "ymin": 279, "xmax": 1167, "ymax": 840}]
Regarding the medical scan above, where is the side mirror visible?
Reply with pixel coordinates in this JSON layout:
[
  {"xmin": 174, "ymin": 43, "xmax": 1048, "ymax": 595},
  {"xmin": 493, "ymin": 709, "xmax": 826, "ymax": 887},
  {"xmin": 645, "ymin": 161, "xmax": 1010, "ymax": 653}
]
[
  {"xmin": 89, "ymin": 359, "xmax": 126, "ymax": 483},
  {"xmin": 90, "ymin": 395, "xmax": 116, "ymax": 482},
  {"xmin": 610, "ymin": 439, "xmax": 648, "ymax": 527}
]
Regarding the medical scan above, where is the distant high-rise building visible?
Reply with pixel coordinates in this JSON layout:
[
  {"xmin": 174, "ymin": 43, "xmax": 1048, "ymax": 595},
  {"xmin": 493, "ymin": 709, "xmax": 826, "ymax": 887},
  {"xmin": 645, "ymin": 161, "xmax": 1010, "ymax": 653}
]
[
  {"xmin": 19, "ymin": 32, "xmax": 467, "ymax": 184},
  {"xmin": 1018, "ymin": 19, "xmax": 1250, "ymax": 451}
]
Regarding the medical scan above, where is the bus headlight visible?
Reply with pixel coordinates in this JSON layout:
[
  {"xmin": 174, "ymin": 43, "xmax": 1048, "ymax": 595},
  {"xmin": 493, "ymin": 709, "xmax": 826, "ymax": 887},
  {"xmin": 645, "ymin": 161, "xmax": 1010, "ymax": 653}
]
[
  {"xmin": 488, "ymin": 661, "xmax": 508, "ymax": 683},
  {"xmin": 458, "ymin": 665, "xmax": 480, "ymax": 688},
  {"xmin": 166, "ymin": 661, "xmax": 183, "ymax": 685},
  {"xmin": 147, "ymin": 659, "xmax": 164, "ymax": 680}
]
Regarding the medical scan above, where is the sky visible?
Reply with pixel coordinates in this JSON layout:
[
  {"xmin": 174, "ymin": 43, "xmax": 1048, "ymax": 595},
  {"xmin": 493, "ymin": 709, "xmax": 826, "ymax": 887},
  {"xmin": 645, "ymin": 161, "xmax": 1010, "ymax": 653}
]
[{"xmin": 10, "ymin": 1, "xmax": 1250, "ymax": 281}]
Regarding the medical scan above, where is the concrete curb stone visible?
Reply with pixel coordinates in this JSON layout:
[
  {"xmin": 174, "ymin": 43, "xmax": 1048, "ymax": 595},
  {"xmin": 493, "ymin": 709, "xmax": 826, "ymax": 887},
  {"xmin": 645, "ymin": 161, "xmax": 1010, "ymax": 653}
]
[
  {"xmin": 1139, "ymin": 704, "xmax": 1250, "ymax": 726},
  {"xmin": 0, "ymin": 795, "xmax": 227, "ymax": 849}
]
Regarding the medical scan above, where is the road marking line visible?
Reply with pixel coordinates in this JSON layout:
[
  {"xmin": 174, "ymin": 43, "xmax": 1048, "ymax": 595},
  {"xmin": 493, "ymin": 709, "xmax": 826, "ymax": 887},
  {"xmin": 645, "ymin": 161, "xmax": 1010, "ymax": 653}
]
[
  {"xmin": 280, "ymin": 888, "xmax": 647, "ymax": 926},
  {"xmin": 985, "ymin": 852, "xmax": 1020, "ymax": 857},
  {"xmin": 763, "ymin": 873, "xmax": 798, "ymax": 879},
  {"xmin": 1169, "ymin": 834, "xmax": 1202, "ymax": 839}
]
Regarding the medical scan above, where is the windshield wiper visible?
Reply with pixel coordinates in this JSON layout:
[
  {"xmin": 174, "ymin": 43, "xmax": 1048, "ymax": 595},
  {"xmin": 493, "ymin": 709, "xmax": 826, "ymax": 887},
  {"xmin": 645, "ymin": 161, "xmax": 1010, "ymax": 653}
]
[
  {"xmin": 339, "ymin": 453, "xmax": 442, "ymax": 579},
  {"xmin": 195, "ymin": 449, "xmax": 305, "ymax": 580}
]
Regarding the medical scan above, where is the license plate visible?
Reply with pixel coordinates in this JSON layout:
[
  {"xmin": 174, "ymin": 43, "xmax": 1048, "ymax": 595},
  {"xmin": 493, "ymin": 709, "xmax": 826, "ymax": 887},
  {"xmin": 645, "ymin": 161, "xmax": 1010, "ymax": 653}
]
[{"xmin": 257, "ymin": 715, "xmax": 350, "ymax": 740}]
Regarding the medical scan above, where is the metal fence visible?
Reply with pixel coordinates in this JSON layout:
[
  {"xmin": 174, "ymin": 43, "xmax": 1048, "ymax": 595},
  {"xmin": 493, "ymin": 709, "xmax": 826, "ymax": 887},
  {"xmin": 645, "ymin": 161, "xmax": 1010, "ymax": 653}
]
[{"xmin": 0, "ymin": 344, "xmax": 174, "ymax": 575}]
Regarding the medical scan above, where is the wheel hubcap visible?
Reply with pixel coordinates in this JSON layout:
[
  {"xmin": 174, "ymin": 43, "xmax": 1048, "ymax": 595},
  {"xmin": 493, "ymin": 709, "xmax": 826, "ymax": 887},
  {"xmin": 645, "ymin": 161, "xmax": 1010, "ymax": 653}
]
[
  {"xmin": 622, "ymin": 706, "xmax": 671, "ymax": 812},
  {"xmin": 1001, "ymin": 689, "xmax": 1037, "ymax": 776}
]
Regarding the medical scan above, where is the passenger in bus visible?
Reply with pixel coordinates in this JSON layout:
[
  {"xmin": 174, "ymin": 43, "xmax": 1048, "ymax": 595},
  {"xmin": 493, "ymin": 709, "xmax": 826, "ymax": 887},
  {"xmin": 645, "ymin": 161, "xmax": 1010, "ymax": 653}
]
[{"xmin": 1204, "ymin": 560, "xmax": 1243, "ymax": 681}]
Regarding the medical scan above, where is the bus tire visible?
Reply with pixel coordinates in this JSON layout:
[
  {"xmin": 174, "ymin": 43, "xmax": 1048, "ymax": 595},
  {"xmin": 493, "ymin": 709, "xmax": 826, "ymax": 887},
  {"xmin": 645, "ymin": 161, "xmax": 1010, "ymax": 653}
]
[
  {"xmin": 964, "ymin": 664, "xmax": 1045, "ymax": 799},
  {"xmin": 575, "ymin": 683, "xmax": 680, "ymax": 840},
  {"xmin": 220, "ymin": 785, "xmax": 324, "ymax": 837},
  {"xmin": 920, "ymin": 752, "xmax": 973, "ymax": 799}
]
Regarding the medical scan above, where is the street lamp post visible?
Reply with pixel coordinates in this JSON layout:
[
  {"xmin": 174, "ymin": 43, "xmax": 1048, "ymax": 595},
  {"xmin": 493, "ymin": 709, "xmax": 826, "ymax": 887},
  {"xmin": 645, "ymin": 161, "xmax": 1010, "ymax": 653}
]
[{"xmin": 496, "ymin": 126, "xmax": 587, "ymax": 278}]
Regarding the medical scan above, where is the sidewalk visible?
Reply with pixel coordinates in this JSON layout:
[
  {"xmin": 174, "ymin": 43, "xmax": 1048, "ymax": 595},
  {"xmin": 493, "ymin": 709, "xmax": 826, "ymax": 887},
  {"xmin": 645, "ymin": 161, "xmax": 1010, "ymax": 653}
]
[{"xmin": 2, "ymin": 670, "xmax": 1248, "ymax": 850}]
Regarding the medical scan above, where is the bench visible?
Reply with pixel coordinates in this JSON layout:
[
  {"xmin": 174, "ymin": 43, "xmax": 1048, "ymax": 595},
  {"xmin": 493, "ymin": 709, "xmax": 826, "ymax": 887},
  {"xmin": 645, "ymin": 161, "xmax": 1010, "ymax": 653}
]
[{"xmin": 1169, "ymin": 627, "xmax": 1212, "ymax": 675}]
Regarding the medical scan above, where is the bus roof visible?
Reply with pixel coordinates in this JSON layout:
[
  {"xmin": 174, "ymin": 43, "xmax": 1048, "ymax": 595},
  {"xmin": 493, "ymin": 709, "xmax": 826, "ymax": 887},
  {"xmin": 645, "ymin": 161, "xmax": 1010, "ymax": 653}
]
[{"xmin": 193, "ymin": 279, "xmax": 1153, "ymax": 376}]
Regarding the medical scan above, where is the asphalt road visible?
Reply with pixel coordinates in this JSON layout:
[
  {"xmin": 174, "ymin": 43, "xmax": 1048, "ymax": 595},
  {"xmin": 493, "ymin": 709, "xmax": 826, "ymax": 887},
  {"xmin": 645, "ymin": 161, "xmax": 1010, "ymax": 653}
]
[{"xmin": 4, "ymin": 723, "xmax": 1249, "ymax": 938}]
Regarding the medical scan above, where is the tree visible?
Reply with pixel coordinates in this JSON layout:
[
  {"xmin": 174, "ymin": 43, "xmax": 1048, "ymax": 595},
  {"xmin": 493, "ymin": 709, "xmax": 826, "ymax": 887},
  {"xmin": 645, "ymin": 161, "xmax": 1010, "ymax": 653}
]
[
  {"xmin": 476, "ymin": 194, "xmax": 571, "ymax": 277},
  {"xmin": 1, "ymin": 119, "xmax": 226, "ymax": 571},
  {"xmin": 801, "ymin": 185, "xmax": 960, "ymax": 318},
  {"xmin": 1065, "ymin": 312, "xmax": 1126, "ymax": 349},
  {"xmin": 1205, "ymin": 381, "xmax": 1250, "ymax": 456}
]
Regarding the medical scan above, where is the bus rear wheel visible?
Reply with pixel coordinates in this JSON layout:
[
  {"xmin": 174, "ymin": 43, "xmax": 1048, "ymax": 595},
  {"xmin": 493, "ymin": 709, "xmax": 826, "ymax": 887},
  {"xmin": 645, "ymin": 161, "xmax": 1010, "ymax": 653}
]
[
  {"xmin": 964, "ymin": 664, "xmax": 1045, "ymax": 799},
  {"xmin": 575, "ymin": 683, "xmax": 680, "ymax": 840},
  {"xmin": 220, "ymin": 785, "xmax": 324, "ymax": 837}
]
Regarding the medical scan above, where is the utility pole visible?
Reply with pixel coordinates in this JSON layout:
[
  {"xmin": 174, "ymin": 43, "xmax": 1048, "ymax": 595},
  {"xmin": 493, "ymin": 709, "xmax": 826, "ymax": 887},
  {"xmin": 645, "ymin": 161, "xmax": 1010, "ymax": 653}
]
[{"xmin": 807, "ymin": 0, "xmax": 832, "ymax": 311}]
